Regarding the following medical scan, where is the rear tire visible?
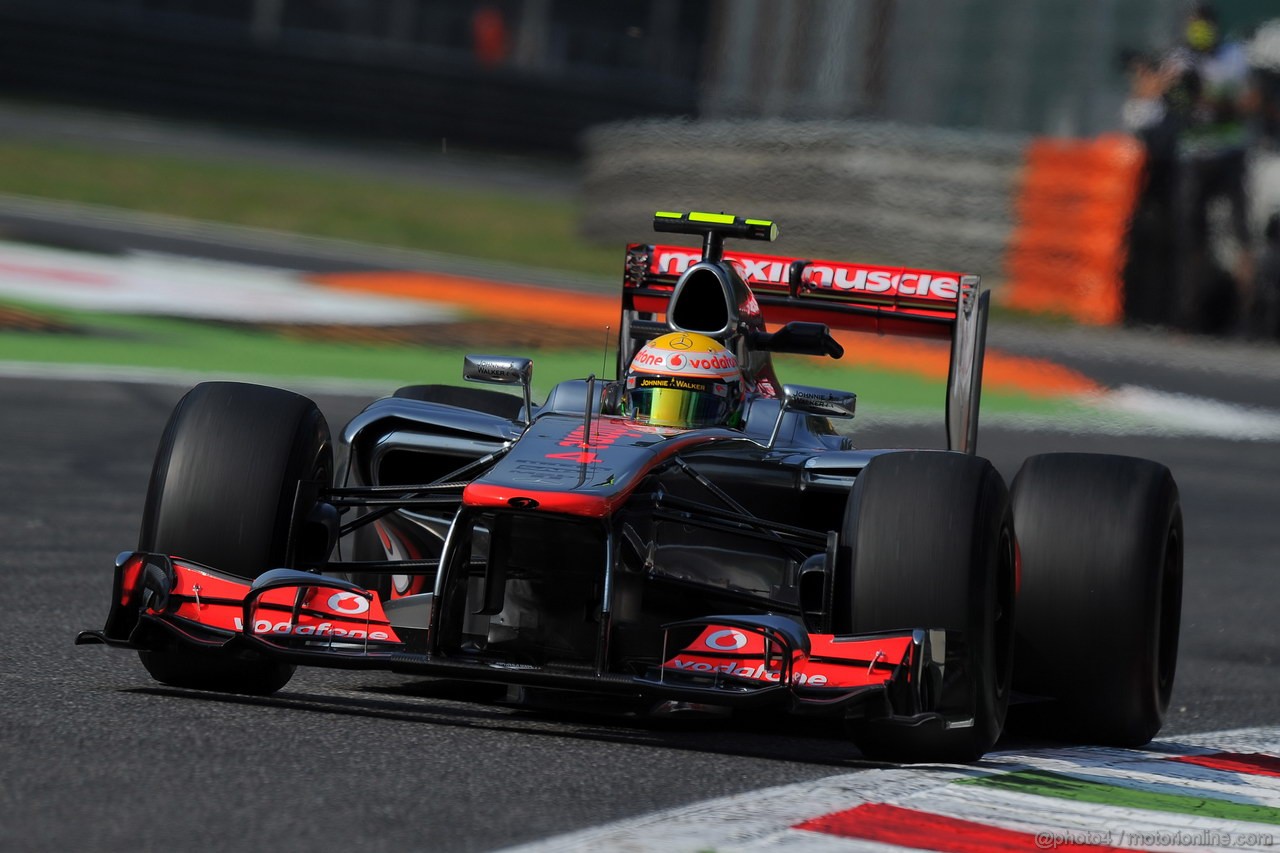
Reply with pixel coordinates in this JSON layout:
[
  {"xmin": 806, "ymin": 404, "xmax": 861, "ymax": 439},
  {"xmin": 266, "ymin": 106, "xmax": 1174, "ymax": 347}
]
[
  {"xmin": 841, "ymin": 451, "xmax": 1015, "ymax": 763},
  {"xmin": 137, "ymin": 382, "xmax": 333, "ymax": 694},
  {"xmin": 1009, "ymin": 453, "xmax": 1182, "ymax": 746}
]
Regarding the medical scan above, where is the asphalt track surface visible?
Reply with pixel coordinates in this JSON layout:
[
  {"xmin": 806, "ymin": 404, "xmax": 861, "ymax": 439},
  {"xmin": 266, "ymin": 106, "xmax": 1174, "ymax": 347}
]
[{"xmin": 2, "ymin": 370, "xmax": 1278, "ymax": 852}]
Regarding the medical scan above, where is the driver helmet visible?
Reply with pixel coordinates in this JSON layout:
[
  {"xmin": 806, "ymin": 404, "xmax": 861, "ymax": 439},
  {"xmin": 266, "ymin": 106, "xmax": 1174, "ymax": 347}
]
[{"xmin": 623, "ymin": 332, "xmax": 744, "ymax": 429}]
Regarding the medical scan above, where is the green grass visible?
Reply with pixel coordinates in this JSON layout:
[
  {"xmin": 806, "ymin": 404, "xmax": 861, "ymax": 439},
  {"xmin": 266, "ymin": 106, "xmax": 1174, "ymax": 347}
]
[
  {"xmin": 0, "ymin": 140, "xmax": 620, "ymax": 276},
  {"xmin": 0, "ymin": 300, "xmax": 1083, "ymax": 417}
]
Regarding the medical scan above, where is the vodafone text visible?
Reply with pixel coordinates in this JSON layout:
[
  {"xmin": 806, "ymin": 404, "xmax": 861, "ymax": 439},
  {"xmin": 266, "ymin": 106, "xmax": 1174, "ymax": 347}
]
[
  {"xmin": 632, "ymin": 349, "xmax": 668, "ymax": 368},
  {"xmin": 633, "ymin": 349, "xmax": 734, "ymax": 373},
  {"xmin": 667, "ymin": 657, "xmax": 828, "ymax": 686},
  {"xmin": 233, "ymin": 617, "xmax": 389, "ymax": 641},
  {"xmin": 675, "ymin": 354, "xmax": 734, "ymax": 371}
]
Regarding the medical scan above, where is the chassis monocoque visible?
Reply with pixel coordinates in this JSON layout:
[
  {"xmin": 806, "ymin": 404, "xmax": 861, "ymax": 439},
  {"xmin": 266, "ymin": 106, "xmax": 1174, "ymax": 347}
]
[{"xmin": 80, "ymin": 212, "xmax": 1183, "ymax": 762}]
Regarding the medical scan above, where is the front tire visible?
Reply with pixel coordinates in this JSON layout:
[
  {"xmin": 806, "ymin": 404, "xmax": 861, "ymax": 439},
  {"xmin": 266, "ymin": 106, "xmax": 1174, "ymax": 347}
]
[
  {"xmin": 1009, "ymin": 453, "xmax": 1182, "ymax": 746},
  {"xmin": 840, "ymin": 451, "xmax": 1016, "ymax": 763},
  {"xmin": 137, "ymin": 382, "xmax": 333, "ymax": 694}
]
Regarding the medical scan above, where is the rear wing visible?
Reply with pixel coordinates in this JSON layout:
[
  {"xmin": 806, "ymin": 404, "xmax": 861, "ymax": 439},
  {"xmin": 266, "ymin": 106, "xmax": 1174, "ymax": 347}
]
[
  {"xmin": 625, "ymin": 244, "xmax": 979, "ymax": 337},
  {"xmin": 619, "ymin": 239, "xmax": 990, "ymax": 454}
]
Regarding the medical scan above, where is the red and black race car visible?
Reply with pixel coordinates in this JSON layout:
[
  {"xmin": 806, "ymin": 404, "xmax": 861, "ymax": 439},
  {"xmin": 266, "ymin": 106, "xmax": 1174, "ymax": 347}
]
[{"xmin": 79, "ymin": 212, "xmax": 1183, "ymax": 762}]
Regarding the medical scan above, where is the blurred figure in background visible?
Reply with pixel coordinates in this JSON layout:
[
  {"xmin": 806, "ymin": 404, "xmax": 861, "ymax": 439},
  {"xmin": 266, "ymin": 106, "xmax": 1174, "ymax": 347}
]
[
  {"xmin": 1122, "ymin": 50, "xmax": 1182, "ymax": 327},
  {"xmin": 1167, "ymin": 3, "xmax": 1259, "ymax": 334}
]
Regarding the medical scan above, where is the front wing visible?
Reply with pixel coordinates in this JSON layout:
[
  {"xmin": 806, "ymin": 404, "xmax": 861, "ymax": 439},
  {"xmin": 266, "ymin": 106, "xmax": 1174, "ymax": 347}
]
[{"xmin": 79, "ymin": 552, "xmax": 968, "ymax": 726}]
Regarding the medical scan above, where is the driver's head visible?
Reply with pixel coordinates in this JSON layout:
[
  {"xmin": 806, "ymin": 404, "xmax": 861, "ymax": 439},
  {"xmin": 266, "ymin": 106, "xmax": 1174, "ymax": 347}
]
[{"xmin": 623, "ymin": 332, "xmax": 744, "ymax": 429}]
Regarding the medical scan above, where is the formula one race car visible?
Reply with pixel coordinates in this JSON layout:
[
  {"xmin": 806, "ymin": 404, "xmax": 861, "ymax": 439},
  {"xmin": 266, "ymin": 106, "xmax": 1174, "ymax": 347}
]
[{"xmin": 79, "ymin": 212, "xmax": 1183, "ymax": 762}]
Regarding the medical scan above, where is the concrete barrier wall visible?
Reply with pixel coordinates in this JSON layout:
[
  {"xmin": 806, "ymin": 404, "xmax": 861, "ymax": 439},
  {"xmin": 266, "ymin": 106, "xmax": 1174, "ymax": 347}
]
[{"xmin": 580, "ymin": 119, "xmax": 1029, "ymax": 277}]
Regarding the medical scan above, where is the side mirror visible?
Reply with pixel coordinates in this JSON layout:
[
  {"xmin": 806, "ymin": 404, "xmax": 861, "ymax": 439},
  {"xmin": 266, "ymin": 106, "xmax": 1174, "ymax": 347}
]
[
  {"xmin": 463, "ymin": 355, "xmax": 533, "ymax": 425},
  {"xmin": 767, "ymin": 384, "xmax": 857, "ymax": 449},
  {"xmin": 749, "ymin": 322, "xmax": 844, "ymax": 359},
  {"xmin": 782, "ymin": 384, "xmax": 857, "ymax": 419},
  {"xmin": 463, "ymin": 355, "xmax": 532, "ymax": 386}
]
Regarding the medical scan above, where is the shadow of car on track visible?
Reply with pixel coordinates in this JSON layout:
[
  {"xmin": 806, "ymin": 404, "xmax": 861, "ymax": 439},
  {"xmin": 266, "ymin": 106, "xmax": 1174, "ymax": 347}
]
[{"xmin": 129, "ymin": 678, "xmax": 1068, "ymax": 770}]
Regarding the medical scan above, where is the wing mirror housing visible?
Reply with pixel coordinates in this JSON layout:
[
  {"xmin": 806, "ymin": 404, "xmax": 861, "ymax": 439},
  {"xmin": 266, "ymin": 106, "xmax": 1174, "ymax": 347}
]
[
  {"xmin": 782, "ymin": 384, "xmax": 857, "ymax": 419},
  {"xmin": 767, "ymin": 384, "xmax": 857, "ymax": 448},
  {"xmin": 749, "ymin": 322, "xmax": 844, "ymax": 359},
  {"xmin": 463, "ymin": 355, "xmax": 534, "ymax": 425}
]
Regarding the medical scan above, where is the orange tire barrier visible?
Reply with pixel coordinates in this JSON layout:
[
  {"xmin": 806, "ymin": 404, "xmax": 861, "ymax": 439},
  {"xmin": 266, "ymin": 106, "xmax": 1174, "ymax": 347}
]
[{"xmin": 1002, "ymin": 134, "xmax": 1145, "ymax": 325}]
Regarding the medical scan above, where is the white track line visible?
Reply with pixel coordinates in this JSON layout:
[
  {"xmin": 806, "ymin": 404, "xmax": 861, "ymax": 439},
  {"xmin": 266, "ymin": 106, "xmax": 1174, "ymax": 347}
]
[{"xmin": 500, "ymin": 727, "xmax": 1280, "ymax": 853}]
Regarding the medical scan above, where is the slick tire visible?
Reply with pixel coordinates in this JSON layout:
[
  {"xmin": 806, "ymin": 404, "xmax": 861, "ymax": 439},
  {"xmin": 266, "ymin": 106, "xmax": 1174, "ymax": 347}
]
[
  {"xmin": 137, "ymin": 381, "xmax": 333, "ymax": 695},
  {"xmin": 840, "ymin": 451, "xmax": 1016, "ymax": 763},
  {"xmin": 1008, "ymin": 453, "xmax": 1182, "ymax": 746}
]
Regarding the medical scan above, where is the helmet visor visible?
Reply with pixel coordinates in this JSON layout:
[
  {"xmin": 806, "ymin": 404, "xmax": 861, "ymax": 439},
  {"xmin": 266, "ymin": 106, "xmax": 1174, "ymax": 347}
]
[{"xmin": 628, "ymin": 384, "xmax": 728, "ymax": 428}]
